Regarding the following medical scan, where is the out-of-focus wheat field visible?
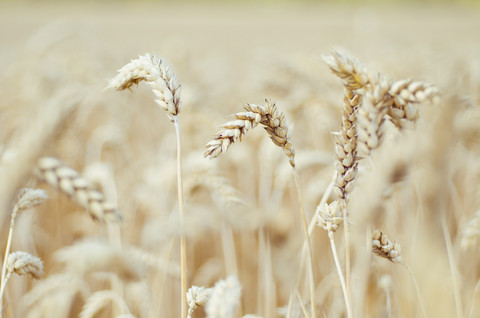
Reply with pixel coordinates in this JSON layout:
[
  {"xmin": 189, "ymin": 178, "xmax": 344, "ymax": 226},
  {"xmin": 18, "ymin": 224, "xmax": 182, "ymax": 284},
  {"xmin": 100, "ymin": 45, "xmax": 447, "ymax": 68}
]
[{"xmin": 1, "ymin": 2, "xmax": 480, "ymax": 317}]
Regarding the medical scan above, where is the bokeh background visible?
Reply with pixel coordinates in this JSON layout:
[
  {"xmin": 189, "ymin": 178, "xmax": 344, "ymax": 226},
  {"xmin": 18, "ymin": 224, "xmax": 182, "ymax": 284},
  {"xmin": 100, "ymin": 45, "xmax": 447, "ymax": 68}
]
[{"xmin": 1, "ymin": 0, "xmax": 480, "ymax": 317}]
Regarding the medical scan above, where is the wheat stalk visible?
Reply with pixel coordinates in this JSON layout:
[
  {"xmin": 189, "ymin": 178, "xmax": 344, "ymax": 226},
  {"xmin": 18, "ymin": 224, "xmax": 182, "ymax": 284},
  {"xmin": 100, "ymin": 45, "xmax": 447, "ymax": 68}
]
[
  {"xmin": 35, "ymin": 157, "xmax": 121, "ymax": 222},
  {"xmin": 206, "ymin": 100, "xmax": 318, "ymax": 317},
  {"xmin": 110, "ymin": 54, "xmax": 187, "ymax": 318}
]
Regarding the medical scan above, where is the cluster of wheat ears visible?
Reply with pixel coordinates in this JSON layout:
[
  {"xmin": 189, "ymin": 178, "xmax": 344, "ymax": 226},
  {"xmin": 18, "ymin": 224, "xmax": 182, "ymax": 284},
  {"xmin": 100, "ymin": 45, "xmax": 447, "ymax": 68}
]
[{"xmin": 1, "ymin": 46, "xmax": 480, "ymax": 318}]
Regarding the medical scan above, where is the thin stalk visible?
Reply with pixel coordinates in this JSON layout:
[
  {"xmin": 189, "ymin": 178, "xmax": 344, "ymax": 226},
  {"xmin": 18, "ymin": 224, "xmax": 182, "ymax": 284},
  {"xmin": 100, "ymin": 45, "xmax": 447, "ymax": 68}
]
[
  {"xmin": 0, "ymin": 207, "xmax": 18, "ymax": 318},
  {"xmin": 328, "ymin": 231, "xmax": 352, "ymax": 318},
  {"xmin": 174, "ymin": 117, "xmax": 187, "ymax": 318},
  {"xmin": 343, "ymin": 206, "xmax": 351, "ymax": 307},
  {"xmin": 441, "ymin": 214, "xmax": 463, "ymax": 318},
  {"xmin": 0, "ymin": 274, "xmax": 11, "ymax": 315},
  {"xmin": 405, "ymin": 264, "xmax": 427, "ymax": 318},
  {"xmin": 295, "ymin": 172, "xmax": 335, "ymax": 299},
  {"xmin": 293, "ymin": 169, "xmax": 316, "ymax": 318}
]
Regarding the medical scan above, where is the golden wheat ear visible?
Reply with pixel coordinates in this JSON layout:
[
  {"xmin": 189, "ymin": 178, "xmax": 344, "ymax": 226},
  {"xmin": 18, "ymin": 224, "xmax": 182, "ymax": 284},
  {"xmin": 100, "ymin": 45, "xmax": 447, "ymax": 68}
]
[
  {"xmin": 108, "ymin": 54, "xmax": 181, "ymax": 122},
  {"xmin": 205, "ymin": 99, "xmax": 295, "ymax": 167},
  {"xmin": 35, "ymin": 157, "xmax": 121, "ymax": 222}
]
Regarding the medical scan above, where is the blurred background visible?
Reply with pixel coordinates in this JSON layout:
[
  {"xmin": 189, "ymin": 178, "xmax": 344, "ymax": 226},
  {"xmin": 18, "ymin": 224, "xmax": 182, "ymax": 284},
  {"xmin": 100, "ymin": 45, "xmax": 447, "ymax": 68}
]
[{"xmin": 1, "ymin": 0, "xmax": 480, "ymax": 317}]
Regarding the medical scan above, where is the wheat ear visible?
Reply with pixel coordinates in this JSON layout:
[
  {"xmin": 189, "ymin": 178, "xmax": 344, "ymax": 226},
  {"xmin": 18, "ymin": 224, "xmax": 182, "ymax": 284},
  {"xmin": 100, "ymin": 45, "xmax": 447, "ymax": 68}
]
[
  {"xmin": 187, "ymin": 286, "xmax": 212, "ymax": 318},
  {"xmin": 0, "ymin": 251, "xmax": 43, "ymax": 317},
  {"xmin": 108, "ymin": 53, "xmax": 181, "ymax": 122},
  {"xmin": 204, "ymin": 99, "xmax": 295, "ymax": 167},
  {"xmin": 205, "ymin": 276, "xmax": 242, "ymax": 318},
  {"xmin": 35, "ymin": 157, "xmax": 121, "ymax": 222},
  {"xmin": 0, "ymin": 189, "xmax": 47, "ymax": 318},
  {"xmin": 110, "ymin": 54, "xmax": 187, "ymax": 318}
]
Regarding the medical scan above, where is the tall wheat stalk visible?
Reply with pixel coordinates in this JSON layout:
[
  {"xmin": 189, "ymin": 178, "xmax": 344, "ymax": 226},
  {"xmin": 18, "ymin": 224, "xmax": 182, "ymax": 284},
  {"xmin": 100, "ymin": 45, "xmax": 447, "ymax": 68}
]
[
  {"xmin": 109, "ymin": 54, "xmax": 186, "ymax": 318},
  {"xmin": 205, "ymin": 99, "xmax": 316, "ymax": 317}
]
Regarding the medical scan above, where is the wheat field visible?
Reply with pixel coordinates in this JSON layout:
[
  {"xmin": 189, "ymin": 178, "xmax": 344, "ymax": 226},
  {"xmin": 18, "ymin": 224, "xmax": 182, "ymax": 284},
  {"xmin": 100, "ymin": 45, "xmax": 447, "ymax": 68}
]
[{"xmin": 1, "ymin": 2, "xmax": 480, "ymax": 317}]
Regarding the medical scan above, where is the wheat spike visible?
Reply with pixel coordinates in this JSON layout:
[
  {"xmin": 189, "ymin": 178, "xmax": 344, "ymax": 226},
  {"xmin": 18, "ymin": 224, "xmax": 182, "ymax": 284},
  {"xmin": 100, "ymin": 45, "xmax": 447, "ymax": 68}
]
[
  {"xmin": 322, "ymin": 51, "xmax": 378, "ymax": 90},
  {"xmin": 356, "ymin": 79, "xmax": 392, "ymax": 158},
  {"xmin": 109, "ymin": 53, "xmax": 181, "ymax": 122},
  {"xmin": 6, "ymin": 251, "xmax": 43, "ymax": 279},
  {"xmin": 316, "ymin": 200, "xmax": 345, "ymax": 233},
  {"xmin": 372, "ymin": 230, "xmax": 403, "ymax": 264},
  {"xmin": 205, "ymin": 276, "xmax": 242, "ymax": 318},
  {"xmin": 460, "ymin": 210, "xmax": 480, "ymax": 250},
  {"xmin": 333, "ymin": 88, "xmax": 360, "ymax": 201},
  {"xmin": 187, "ymin": 285, "xmax": 213, "ymax": 318},
  {"xmin": 13, "ymin": 188, "xmax": 48, "ymax": 214},
  {"xmin": 35, "ymin": 157, "xmax": 121, "ymax": 222},
  {"xmin": 205, "ymin": 99, "xmax": 295, "ymax": 167}
]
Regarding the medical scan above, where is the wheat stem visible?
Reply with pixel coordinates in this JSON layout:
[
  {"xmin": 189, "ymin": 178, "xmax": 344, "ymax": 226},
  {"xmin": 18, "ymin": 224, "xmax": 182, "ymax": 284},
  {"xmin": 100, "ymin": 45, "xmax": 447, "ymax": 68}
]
[
  {"xmin": 174, "ymin": 117, "xmax": 187, "ymax": 318},
  {"xmin": 328, "ymin": 231, "xmax": 352, "ymax": 318},
  {"xmin": 0, "ymin": 211, "xmax": 16, "ymax": 318},
  {"xmin": 441, "ymin": 214, "xmax": 464, "ymax": 318},
  {"xmin": 405, "ymin": 264, "xmax": 427, "ymax": 318},
  {"xmin": 293, "ymin": 169, "xmax": 316, "ymax": 318}
]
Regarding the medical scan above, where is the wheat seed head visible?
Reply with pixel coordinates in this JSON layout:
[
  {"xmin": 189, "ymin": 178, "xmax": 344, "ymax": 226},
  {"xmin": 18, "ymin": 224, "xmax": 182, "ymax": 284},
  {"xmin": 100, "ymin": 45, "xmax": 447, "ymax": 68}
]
[
  {"xmin": 35, "ymin": 157, "xmax": 121, "ymax": 222},
  {"xmin": 372, "ymin": 229, "xmax": 403, "ymax": 264},
  {"xmin": 204, "ymin": 99, "xmax": 295, "ymax": 167},
  {"xmin": 7, "ymin": 251, "xmax": 43, "ymax": 279},
  {"xmin": 205, "ymin": 276, "xmax": 242, "ymax": 318},
  {"xmin": 14, "ymin": 188, "xmax": 48, "ymax": 214},
  {"xmin": 108, "ymin": 54, "xmax": 181, "ymax": 122}
]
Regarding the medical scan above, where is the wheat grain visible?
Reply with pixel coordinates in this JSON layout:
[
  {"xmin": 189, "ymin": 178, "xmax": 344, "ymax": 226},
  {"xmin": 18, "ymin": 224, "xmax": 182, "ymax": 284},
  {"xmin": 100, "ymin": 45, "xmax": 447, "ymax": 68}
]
[
  {"xmin": 108, "ymin": 54, "xmax": 181, "ymax": 122},
  {"xmin": 35, "ymin": 157, "xmax": 121, "ymax": 222}
]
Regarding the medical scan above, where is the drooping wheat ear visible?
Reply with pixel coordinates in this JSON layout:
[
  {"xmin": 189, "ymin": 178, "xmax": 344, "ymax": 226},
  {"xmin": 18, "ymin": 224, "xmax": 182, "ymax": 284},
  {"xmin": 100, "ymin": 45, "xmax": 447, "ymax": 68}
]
[
  {"xmin": 108, "ymin": 53, "xmax": 181, "ymax": 122},
  {"xmin": 13, "ymin": 188, "xmax": 48, "ymax": 214},
  {"xmin": 79, "ymin": 290, "xmax": 131, "ymax": 318},
  {"xmin": 205, "ymin": 276, "xmax": 242, "ymax": 318},
  {"xmin": 372, "ymin": 230, "xmax": 403, "ymax": 264},
  {"xmin": 205, "ymin": 99, "xmax": 295, "ymax": 167},
  {"xmin": 187, "ymin": 286, "xmax": 213, "ymax": 318},
  {"xmin": 460, "ymin": 210, "xmax": 480, "ymax": 250},
  {"xmin": 35, "ymin": 157, "xmax": 121, "ymax": 222},
  {"xmin": 5, "ymin": 251, "xmax": 43, "ymax": 279},
  {"xmin": 262, "ymin": 99, "xmax": 296, "ymax": 167},
  {"xmin": 388, "ymin": 79, "xmax": 439, "ymax": 127}
]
